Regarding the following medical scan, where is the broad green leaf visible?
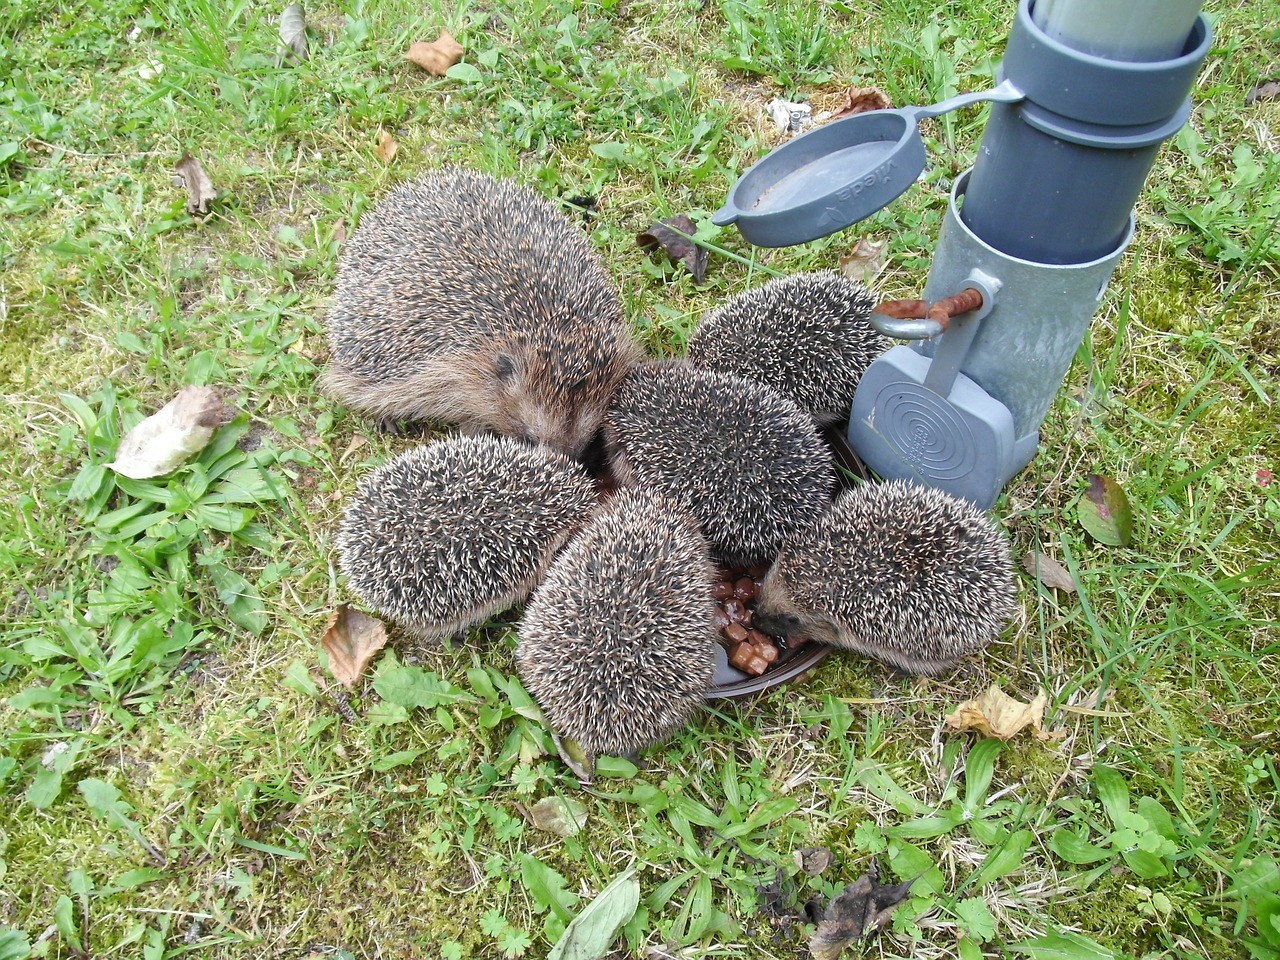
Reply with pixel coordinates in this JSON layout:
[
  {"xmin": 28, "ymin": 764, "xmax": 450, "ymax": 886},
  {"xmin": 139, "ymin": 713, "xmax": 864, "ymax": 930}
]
[
  {"xmin": 1048, "ymin": 828, "xmax": 1113, "ymax": 865},
  {"xmin": 1255, "ymin": 894, "xmax": 1280, "ymax": 949},
  {"xmin": 963, "ymin": 739, "xmax": 1001, "ymax": 812},
  {"xmin": 1077, "ymin": 474, "xmax": 1134, "ymax": 546},
  {"xmin": 68, "ymin": 463, "xmax": 110, "ymax": 502},
  {"xmin": 445, "ymin": 62, "xmax": 483, "ymax": 83},
  {"xmin": 971, "ymin": 828, "xmax": 1034, "ymax": 886},
  {"xmin": 0, "ymin": 929, "xmax": 31, "ymax": 960},
  {"xmin": 885, "ymin": 812, "xmax": 965, "ymax": 840},
  {"xmin": 594, "ymin": 756, "xmax": 638, "ymax": 779},
  {"xmin": 548, "ymin": 868, "xmax": 640, "ymax": 960},
  {"xmin": 79, "ymin": 778, "xmax": 139, "ymax": 834},
  {"xmin": 1009, "ymin": 928, "xmax": 1119, "ymax": 960},
  {"xmin": 520, "ymin": 854, "xmax": 579, "ymax": 922},
  {"xmin": 54, "ymin": 896, "xmax": 81, "ymax": 953},
  {"xmin": 1092, "ymin": 767, "xmax": 1130, "ymax": 826},
  {"xmin": 205, "ymin": 564, "xmax": 268, "ymax": 635},
  {"xmin": 590, "ymin": 142, "xmax": 629, "ymax": 162},
  {"xmin": 954, "ymin": 897, "xmax": 997, "ymax": 942},
  {"xmin": 26, "ymin": 768, "xmax": 63, "ymax": 809},
  {"xmin": 1228, "ymin": 856, "xmax": 1280, "ymax": 899},
  {"xmin": 371, "ymin": 749, "xmax": 425, "ymax": 771},
  {"xmin": 1120, "ymin": 847, "xmax": 1169, "ymax": 879},
  {"xmin": 373, "ymin": 664, "xmax": 456, "ymax": 710}
]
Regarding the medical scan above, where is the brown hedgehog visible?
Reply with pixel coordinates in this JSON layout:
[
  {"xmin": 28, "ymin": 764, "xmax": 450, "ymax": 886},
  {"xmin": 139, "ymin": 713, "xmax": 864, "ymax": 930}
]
[
  {"xmin": 753, "ymin": 480, "xmax": 1016, "ymax": 675},
  {"xmin": 604, "ymin": 361, "xmax": 834, "ymax": 568},
  {"xmin": 336, "ymin": 435, "xmax": 596, "ymax": 640},
  {"xmin": 686, "ymin": 270, "xmax": 888, "ymax": 425},
  {"xmin": 516, "ymin": 488, "xmax": 716, "ymax": 764},
  {"xmin": 323, "ymin": 168, "xmax": 642, "ymax": 457}
]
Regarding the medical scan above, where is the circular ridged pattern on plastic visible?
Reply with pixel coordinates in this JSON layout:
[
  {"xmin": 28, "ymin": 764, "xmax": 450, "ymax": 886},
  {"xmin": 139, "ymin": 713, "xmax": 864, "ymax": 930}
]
[{"xmin": 873, "ymin": 385, "xmax": 977, "ymax": 482}]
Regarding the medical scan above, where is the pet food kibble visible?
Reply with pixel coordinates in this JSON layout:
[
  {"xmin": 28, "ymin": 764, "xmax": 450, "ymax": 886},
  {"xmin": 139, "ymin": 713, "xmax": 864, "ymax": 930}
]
[
  {"xmin": 724, "ymin": 623, "xmax": 749, "ymax": 644},
  {"xmin": 713, "ymin": 581, "xmax": 733, "ymax": 601},
  {"xmin": 724, "ymin": 599, "xmax": 746, "ymax": 622},
  {"xmin": 713, "ymin": 608, "xmax": 731, "ymax": 630},
  {"xmin": 733, "ymin": 577, "xmax": 757, "ymax": 601},
  {"xmin": 755, "ymin": 641, "xmax": 779, "ymax": 665}
]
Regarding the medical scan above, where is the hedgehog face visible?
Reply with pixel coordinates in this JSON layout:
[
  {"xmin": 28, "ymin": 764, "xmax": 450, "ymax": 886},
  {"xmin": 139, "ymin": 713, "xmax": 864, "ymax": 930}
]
[
  {"xmin": 492, "ymin": 331, "xmax": 636, "ymax": 459},
  {"xmin": 755, "ymin": 568, "xmax": 842, "ymax": 646}
]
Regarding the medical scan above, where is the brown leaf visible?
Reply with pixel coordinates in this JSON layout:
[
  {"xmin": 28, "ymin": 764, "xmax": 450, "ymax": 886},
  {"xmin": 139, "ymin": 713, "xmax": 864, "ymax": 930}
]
[
  {"xmin": 839, "ymin": 237, "xmax": 888, "ymax": 286},
  {"xmin": 794, "ymin": 847, "xmax": 833, "ymax": 877},
  {"xmin": 321, "ymin": 604, "xmax": 388, "ymax": 689},
  {"xmin": 278, "ymin": 4, "xmax": 308, "ymax": 64},
  {"xmin": 1246, "ymin": 81, "xmax": 1279, "ymax": 105},
  {"xmin": 944, "ymin": 684, "xmax": 1064, "ymax": 742},
  {"xmin": 173, "ymin": 153, "xmax": 216, "ymax": 215},
  {"xmin": 525, "ymin": 796, "xmax": 588, "ymax": 837},
  {"xmin": 405, "ymin": 30, "xmax": 464, "ymax": 76},
  {"xmin": 832, "ymin": 86, "xmax": 893, "ymax": 120},
  {"xmin": 809, "ymin": 862, "xmax": 915, "ymax": 960},
  {"xmin": 1021, "ymin": 551, "xmax": 1077, "ymax": 594},
  {"xmin": 376, "ymin": 130, "xmax": 398, "ymax": 164},
  {"xmin": 108, "ymin": 386, "xmax": 236, "ymax": 479},
  {"xmin": 636, "ymin": 214, "xmax": 707, "ymax": 284}
]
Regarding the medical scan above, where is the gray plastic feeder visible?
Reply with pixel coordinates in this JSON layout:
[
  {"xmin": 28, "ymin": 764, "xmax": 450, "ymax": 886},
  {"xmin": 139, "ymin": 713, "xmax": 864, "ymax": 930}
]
[{"xmin": 712, "ymin": 0, "xmax": 1210, "ymax": 507}]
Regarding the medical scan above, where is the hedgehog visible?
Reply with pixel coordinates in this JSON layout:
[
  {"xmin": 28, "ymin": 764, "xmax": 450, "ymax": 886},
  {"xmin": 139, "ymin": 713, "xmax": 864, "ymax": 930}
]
[
  {"xmin": 686, "ymin": 270, "xmax": 888, "ymax": 425},
  {"xmin": 516, "ymin": 487, "xmax": 716, "ymax": 763},
  {"xmin": 604, "ymin": 361, "xmax": 834, "ymax": 567},
  {"xmin": 336, "ymin": 435, "xmax": 596, "ymax": 640},
  {"xmin": 752, "ymin": 480, "xmax": 1016, "ymax": 675},
  {"xmin": 322, "ymin": 168, "xmax": 643, "ymax": 457}
]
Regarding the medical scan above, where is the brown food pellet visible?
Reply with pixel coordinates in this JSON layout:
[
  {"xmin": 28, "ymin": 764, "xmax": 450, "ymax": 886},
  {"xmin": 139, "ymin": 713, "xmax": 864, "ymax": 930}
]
[
  {"xmin": 747, "ymin": 629, "xmax": 769, "ymax": 646},
  {"xmin": 728, "ymin": 642, "xmax": 756, "ymax": 671},
  {"xmin": 712, "ymin": 609, "xmax": 731, "ymax": 630},
  {"xmin": 786, "ymin": 634, "xmax": 810, "ymax": 649},
  {"xmin": 740, "ymin": 609, "xmax": 753, "ymax": 628},
  {"xmin": 712, "ymin": 581, "xmax": 733, "ymax": 601},
  {"xmin": 745, "ymin": 654, "xmax": 768, "ymax": 675},
  {"xmin": 733, "ymin": 577, "xmax": 757, "ymax": 601},
  {"xmin": 724, "ymin": 623, "xmax": 749, "ymax": 644},
  {"xmin": 724, "ymin": 599, "xmax": 746, "ymax": 622},
  {"xmin": 755, "ymin": 641, "xmax": 779, "ymax": 665}
]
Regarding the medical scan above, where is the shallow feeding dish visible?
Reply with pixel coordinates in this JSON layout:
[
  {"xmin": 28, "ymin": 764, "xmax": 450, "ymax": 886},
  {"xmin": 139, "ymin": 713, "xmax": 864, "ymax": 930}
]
[{"xmin": 713, "ymin": 82, "xmax": 1024, "ymax": 248}]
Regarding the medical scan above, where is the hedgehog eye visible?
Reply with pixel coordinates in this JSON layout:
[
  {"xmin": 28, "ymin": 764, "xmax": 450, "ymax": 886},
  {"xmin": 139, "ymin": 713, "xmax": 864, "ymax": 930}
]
[{"xmin": 495, "ymin": 354, "xmax": 518, "ymax": 382}]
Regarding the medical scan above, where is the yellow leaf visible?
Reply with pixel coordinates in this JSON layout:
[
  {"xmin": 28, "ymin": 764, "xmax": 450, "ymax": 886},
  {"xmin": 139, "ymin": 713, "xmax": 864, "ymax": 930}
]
[{"xmin": 944, "ymin": 684, "xmax": 1064, "ymax": 741}]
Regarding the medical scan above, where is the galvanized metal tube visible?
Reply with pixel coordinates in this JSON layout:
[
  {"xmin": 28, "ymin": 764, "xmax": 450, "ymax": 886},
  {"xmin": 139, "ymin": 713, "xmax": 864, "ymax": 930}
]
[{"xmin": 1031, "ymin": 0, "xmax": 1202, "ymax": 61}]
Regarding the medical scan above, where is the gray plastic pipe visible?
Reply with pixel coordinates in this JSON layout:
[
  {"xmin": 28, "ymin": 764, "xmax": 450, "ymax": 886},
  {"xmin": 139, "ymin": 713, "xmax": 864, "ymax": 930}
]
[
  {"xmin": 1032, "ymin": 0, "xmax": 1202, "ymax": 60},
  {"xmin": 851, "ymin": 0, "xmax": 1210, "ymax": 506}
]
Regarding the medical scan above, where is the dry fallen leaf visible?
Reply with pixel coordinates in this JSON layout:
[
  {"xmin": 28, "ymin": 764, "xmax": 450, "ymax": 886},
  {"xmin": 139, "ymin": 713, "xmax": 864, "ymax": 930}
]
[
  {"xmin": 526, "ymin": 796, "xmax": 588, "ymax": 837},
  {"xmin": 637, "ymin": 214, "xmax": 707, "ymax": 284},
  {"xmin": 794, "ymin": 847, "xmax": 833, "ymax": 877},
  {"xmin": 321, "ymin": 604, "xmax": 388, "ymax": 689},
  {"xmin": 1246, "ymin": 81, "xmax": 1279, "ymax": 105},
  {"xmin": 832, "ymin": 85, "xmax": 893, "ymax": 120},
  {"xmin": 809, "ymin": 861, "xmax": 915, "ymax": 960},
  {"xmin": 944, "ymin": 684, "xmax": 1064, "ymax": 741},
  {"xmin": 1022, "ymin": 551, "xmax": 1077, "ymax": 594},
  {"xmin": 277, "ymin": 4, "xmax": 308, "ymax": 64},
  {"xmin": 109, "ymin": 386, "xmax": 236, "ymax": 479},
  {"xmin": 839, "ymin": 237, "xmax": 888, "ymax": 286},
  {"xmin": 405, "ymin": 30, "xmax": 464, "ymax": 76},
  {"xmin": 376, "ymin": 130, "xmax": 398, "ymax": 164},
  {"xmin": 173, "ymin": 153, "xmax": 217, "ymax": 215}
]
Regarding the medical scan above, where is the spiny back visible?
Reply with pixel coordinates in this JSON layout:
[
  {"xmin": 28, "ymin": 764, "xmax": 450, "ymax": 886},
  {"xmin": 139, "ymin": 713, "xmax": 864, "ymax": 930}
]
[{"xmin": 330, "ymin": 169, "xmax": 626, "ymax": 383}]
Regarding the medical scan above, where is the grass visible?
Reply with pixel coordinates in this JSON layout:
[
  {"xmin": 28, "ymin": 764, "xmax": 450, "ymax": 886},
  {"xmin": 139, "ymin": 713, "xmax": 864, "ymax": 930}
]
[{"xmin": 1, "ymin": 0, "xmax": 1278, "ymax": 957}]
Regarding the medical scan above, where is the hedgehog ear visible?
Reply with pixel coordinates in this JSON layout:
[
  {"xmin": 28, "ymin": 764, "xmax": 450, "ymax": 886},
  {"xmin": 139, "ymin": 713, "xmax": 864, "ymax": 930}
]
[{"xmin": 494, "ymin": 353, "xmax": 518, "ymax": 382}]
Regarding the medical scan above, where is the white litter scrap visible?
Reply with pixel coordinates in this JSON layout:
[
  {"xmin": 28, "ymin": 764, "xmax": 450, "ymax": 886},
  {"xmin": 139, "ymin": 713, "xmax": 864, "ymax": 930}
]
[
  {"xmin": 768, "ymin": 98, "xmax": 812, "ymax": 135},
  {"xmin": 109, "ymin": 386, "xmax": 236, "ymax": 480}
]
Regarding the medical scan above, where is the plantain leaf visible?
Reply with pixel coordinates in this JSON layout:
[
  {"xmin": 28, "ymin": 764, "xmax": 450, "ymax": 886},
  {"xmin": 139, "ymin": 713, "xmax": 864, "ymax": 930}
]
[
  {"xmin": 1077, "ymin": 474, "xmax": 1134, "ymax": 546},
  {"xmin": 547, "ymin": 868, "xmax": 640, "ymax": 960}
]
